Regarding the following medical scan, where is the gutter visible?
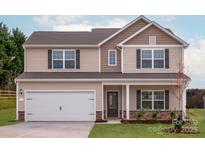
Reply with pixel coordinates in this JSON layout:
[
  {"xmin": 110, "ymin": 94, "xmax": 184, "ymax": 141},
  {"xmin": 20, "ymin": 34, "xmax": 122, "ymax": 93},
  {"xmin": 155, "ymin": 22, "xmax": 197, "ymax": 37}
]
[
  {"xmin": 23, "ymin": 44, "xmax": 99, "ymax": 48},
  {"xmin": 15, "ymin": 78, "xmax": 178, "ymax": 82}
]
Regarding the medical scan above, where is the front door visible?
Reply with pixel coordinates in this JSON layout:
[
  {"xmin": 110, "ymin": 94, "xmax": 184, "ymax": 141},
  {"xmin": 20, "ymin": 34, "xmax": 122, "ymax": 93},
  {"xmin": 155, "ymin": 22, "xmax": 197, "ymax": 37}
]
[{"xmin": 107, "ymin": 92, "xmax": 118, "ymax": 117}]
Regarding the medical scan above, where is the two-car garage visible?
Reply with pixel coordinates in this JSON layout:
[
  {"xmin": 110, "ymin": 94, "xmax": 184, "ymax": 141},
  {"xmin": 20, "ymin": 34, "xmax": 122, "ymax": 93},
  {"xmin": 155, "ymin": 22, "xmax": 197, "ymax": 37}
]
[{"xmin": 25, "ymin": 91, "xmax": 96, "ymax": 121}]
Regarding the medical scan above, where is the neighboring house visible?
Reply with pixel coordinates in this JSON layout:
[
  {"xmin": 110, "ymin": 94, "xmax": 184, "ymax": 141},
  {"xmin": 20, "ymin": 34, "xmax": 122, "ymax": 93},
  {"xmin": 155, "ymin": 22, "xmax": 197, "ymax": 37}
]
[{"xmin": 15, "ymin": 15, "xmax": 190, "ymax": 122}]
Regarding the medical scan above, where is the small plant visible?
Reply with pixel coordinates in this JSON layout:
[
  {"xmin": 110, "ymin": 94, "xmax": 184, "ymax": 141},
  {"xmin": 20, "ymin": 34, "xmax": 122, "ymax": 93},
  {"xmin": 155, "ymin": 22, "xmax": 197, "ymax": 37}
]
[
  {"xmin": 174, "ymin": 114, "xmax": 184, "ymax": 132},
  {"xmin": 170, "ymin": 110, "xmax": 176, "ymax": 120},
  {"xmin": 152, "ymin": 110, "xmax": 160, "ymax": 120},
  {"xmin": 136, "ymin": 108, "xmax": 146, "ymax": 120}
]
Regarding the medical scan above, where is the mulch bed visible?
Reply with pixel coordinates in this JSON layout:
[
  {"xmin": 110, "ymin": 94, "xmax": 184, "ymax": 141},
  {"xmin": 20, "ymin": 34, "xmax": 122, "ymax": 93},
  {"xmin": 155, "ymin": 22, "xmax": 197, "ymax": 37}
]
[
  {"xmin": 121, "ymin": 119, "xmax": 172, "ymax": 124},
  {"xmin": 95, "ymin": 120, "xmax": 108, "ymax": 123}
]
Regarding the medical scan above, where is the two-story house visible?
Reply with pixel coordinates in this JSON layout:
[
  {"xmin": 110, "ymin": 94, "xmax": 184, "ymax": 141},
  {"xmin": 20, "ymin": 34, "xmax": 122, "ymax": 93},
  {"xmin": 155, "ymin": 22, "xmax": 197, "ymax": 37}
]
[{"xmin": 15, "ymin": 15, "xmax": 190, "ymax": 122}]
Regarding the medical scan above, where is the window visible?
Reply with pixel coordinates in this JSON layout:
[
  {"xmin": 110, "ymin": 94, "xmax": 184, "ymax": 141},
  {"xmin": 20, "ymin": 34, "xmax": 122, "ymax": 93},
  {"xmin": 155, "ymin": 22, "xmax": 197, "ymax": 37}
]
[
  {"xmin": 108, "ymin": 49, "xmax": 117, "ymax": 66},
  {"xmin": 52, "ymin": 50, "xmax": 76, "ymax": 69},
  {"xmin": 154, "ymin": 91, "xmax": 165, "ymax": 109},
  {"xmin": 141, "ymin": 91, "xmax": 152, "ymax": 109},
  {"xmin": 154, "ymin": 50, "xmax": 164, "ymax": 68},
  {"xmin": 141, "ymin": 49, "xmax": 165, "ymax": 68},
  {"xmin": 53, "ymin": 50, "xmax": 63, "ymax": 69},
  {"xmin": 65, "ymin": 50, "xmax": 76, "ymax": 69},
  {"xmin": 141, "ymin": 90, "xmax": 165, "ymax": 110},
  {"xmin": 142, "ymin": 50, "xmax": 152, "ymax": 68}
]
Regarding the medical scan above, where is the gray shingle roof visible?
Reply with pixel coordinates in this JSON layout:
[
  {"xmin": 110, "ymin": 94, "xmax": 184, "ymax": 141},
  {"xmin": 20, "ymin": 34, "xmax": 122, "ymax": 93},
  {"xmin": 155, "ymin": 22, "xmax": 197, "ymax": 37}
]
[
  {"xmin": 16, "ymin": 72, "xmax": 189, "ymax": 80},
  {"xmin": 24, "ymin": 28, "xmax": 120, "ymax": 45}
]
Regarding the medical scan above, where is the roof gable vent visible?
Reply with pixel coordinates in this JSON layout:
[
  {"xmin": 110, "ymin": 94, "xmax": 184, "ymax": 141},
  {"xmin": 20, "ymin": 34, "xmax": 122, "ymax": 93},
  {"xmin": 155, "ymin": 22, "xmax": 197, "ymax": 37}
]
[{"xmin": 149, "ymin": 36, "xmax": 156, "ymax": 45}]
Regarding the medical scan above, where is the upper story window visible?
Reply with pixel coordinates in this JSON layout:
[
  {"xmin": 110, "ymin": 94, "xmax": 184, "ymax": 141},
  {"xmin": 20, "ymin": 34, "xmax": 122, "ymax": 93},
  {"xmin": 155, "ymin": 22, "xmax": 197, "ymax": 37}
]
[
  {"xmin": 65, "ymin": 50, "xmax": 76, "ymax": 69},
  {"xmin": 141, "ymin": 90, "xmax": 165, "ymax": 110},
  {"xmin": 154, "ymin": 50, "xmax": 164, "ymax": 68},
  {"xmin": 141, "ymin": 49, "xmax": 165, "ymax": 69},
  {"xmin": 108, "ymin": 49, "xmax": 117, "ymax": 66},
  {"xmin": 52, "ymin": 50, "xmax": 76, "ymax": 69},
  {"xmin": 53, "ymin": 51, "xmax": 63, "ymax": 69}
]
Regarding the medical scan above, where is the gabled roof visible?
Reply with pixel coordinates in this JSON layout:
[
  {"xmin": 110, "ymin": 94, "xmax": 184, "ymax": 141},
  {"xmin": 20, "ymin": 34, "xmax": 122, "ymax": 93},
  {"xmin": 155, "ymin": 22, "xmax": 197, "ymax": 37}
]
[
  {"xmin": 118, "ymin": 21, "xmax": 189, "ymax": 48},
  {"xmin": 23, "ymin": 15, "xmax": 188, "ymax": 48},
  {"xmin": 23, "ymin": 28, "xmax": 120, "ymax": 47},
  {"xmin": 97, "ymin": 15, "xmax": 152, "ymax": 46}
]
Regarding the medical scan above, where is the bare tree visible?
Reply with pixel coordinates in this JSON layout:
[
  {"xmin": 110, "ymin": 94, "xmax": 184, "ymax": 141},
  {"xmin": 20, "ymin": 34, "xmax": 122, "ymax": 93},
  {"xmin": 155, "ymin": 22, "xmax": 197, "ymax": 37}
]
[{"xmin": 172, "ymin": 62, "xmax": 191, "ymax": 118}]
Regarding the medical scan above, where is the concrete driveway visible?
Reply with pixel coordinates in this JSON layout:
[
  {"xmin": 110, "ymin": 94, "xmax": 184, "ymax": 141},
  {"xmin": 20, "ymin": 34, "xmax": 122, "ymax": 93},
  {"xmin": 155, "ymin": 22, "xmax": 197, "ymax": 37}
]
[{"xmin": 0, "ymin": 122, "xmax": 94, "ymax": 138}]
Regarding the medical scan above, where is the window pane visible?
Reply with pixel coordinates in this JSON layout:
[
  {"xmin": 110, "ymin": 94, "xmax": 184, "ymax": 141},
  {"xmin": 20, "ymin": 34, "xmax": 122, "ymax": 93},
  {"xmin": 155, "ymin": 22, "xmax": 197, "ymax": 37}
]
[
  {"xmin": 53, "ymin": 51, "xmax": 63, "ymax": 59},
  {"xmin": 65, "ymin": 51, "xmax": 75, "ymax": 59},
  {"xmin": 65, "ymin": 60, "xmax": 75, "ymax": 69},
  {"xmin": 142, "ymin": 60, "xmax": 152, "ymax": 68},
  {"xmin": 109, "ymin": 50, "xmax": 116, "ymax": 65},
  {"xmin": 142, "ymin": 50, "xmax": 152, "ymax": 58},
  {"xmin": 110, "ymin": 58, "xmax": 116, "ymax": 64},
  {"xmin": 53, "ymin": 60, "xmax": 63, "ymax": 68},
  {"xmin": 110, "ymin": 50, "xmax": 115, "ymax": 56},
  {"xmin": 154, "ymin": 50, "xmax": 164, "ymax": 58},
  {"xmin": 142, "ymin": 101, "xmax": 152, "ymax": 109},
  {"xmin": 154, "ymin": 101, "xmax": 164, "ymax": 109},
  {"xmin": 142, "ymin": 91, "xmax": 152, "ymax": 100},
  {"xmin": 154, "ymin": 60, "xmax": 164, "ymax": 68},
  {"xmin": 154, "ymin": 91, "xmax": 164, "ymax": 100}
]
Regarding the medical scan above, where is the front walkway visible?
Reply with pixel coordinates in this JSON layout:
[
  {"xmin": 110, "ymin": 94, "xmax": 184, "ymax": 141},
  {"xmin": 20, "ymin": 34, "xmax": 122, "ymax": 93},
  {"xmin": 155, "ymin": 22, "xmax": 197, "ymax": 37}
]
[{"xmin": 0, "ymin": 122, "xmax": 94, "ymax": 138}]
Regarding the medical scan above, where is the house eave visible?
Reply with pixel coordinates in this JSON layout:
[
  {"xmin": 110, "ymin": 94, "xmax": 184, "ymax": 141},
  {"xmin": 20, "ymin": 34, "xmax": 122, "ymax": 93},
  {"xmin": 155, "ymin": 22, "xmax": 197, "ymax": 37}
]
[
  {"xmin": 117, "ymin": 21, "xmax": 189, "ymax": 48},
  {"xmin": 15, "ymin": 78, "xmax": 178, "ymax": 82},
  {"xmin": 97, "ymin": 15, "xmax": 152, "ymax": 46},
  {"xmin": 23, "ymin": 44, "xmax": 99, "ymax": 48}
]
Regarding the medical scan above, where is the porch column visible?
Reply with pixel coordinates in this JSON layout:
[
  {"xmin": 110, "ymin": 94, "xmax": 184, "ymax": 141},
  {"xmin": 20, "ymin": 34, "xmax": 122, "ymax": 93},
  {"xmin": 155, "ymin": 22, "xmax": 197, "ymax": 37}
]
[
  {"xmin": 102, "ymin": 84, "xmax": 104, "ymax": 120},
  {"xmin": 182, "ymin": 87, "xmax": 187, "ymax": 119},
  {"xmin": 126, "ymin": 84, "xmax": 130, "ymax": 120}
]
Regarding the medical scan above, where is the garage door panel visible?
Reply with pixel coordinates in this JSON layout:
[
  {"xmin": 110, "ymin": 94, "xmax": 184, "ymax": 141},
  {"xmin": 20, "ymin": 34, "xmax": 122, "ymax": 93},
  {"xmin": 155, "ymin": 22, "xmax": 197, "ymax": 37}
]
[{"xmin": 26, "ymin": 91, "xmax": 95, "ymax": 121}]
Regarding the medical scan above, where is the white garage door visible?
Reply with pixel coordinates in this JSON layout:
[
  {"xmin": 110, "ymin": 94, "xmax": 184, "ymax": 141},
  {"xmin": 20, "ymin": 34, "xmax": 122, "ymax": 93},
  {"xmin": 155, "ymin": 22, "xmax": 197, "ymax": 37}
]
[{"xmin": 25, "ymin": 91, "xmax": 95, "ymax": 121}]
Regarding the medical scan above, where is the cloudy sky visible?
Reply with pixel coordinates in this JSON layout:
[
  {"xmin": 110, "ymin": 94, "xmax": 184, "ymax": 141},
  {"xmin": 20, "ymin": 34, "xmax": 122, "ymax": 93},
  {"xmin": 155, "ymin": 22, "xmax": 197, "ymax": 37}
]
[{"xmin": 0, "ymin": 15, "xmax": 204, "ymax": 89}]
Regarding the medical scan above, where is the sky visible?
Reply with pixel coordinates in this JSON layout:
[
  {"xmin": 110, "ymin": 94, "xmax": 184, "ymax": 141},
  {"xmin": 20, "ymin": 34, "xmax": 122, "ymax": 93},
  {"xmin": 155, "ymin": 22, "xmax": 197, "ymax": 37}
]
[{"xmin": 0, "ymin": 15, "xmax": 205, "ymax": 89}]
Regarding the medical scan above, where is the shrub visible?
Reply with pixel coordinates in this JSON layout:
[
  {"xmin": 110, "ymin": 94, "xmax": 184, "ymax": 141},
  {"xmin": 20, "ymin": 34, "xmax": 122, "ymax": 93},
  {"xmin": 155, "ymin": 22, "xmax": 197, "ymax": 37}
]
[
  {"xmin": 152, "ymin": 110, "xmax": 160, "ymax": 120},
  {"xmin": 136, "ymin": 108, "xmax": 146, "ymax": 120},
  {"xmin": 174, "ymin": 114, "xmax": 184, "ymax": 130},
  {"xmin": 170, "ymin": 110, "xmax": 176, "ymax": 120}
]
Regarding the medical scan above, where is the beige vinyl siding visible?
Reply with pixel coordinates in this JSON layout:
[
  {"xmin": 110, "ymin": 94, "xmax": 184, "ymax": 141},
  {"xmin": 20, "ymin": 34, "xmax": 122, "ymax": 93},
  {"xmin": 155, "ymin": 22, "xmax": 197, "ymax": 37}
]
[
  {"xmin": 101, "ymin": 19, "xmax": 149, "ymax": 72},
  {"xmin": 25, "ymin": 48, "xmax": 99, "ymax": 72},
  {"xmin": 18, "ymin": 82, "xmax": 102, "ymax": 111},
  {"xmin": 129, "ymin": 85, "xmax": 181, "ymax": 111},
  {"xmin": 124, "ymin": 25, "xmax": 181, "ymax": 45},
  {"xmin": 123, "ymin": 47, "xmax": 183, "ymax": 73}
]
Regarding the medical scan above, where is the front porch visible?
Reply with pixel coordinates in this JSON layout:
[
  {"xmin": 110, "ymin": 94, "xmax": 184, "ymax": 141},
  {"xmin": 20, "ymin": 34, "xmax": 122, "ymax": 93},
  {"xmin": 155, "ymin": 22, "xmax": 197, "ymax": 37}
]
[{"xmin": 99, "ymin": 82, "xmax": 185, "ymax": 122}]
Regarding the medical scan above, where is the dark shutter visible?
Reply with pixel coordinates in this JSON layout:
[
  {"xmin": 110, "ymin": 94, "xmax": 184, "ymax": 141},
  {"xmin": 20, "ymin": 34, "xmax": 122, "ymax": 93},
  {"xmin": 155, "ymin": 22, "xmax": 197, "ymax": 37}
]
[
  {"xmin": 76, "ymin": 49, "xmax": 80, "ymax": 69},
  {"xmin": 137, "ymin": 90, "xmax": 141, "ymax": 110},
  {"xmin": 48, "ymin": 50, "xmax": 52, "ymax": 69},
  {"xmin": 165, "ymin": 49, "xmax": 169, "ymax": 69},
  {"xmin": 165, "ymin": 90, "xmax": 169, "ymax": 110},
  {"xmin": 136, "ymin": 49, "xmax": 141, "ymax": 69}
]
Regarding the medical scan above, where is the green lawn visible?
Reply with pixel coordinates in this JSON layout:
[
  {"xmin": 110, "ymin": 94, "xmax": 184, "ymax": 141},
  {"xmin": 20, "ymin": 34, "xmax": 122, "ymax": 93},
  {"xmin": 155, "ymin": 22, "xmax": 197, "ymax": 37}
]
[
  {"xmin": 89, "ymin": 109, "xmax": 205, "ymax": 138},
  {"xmin": 0, "ymin": 98, "xmax": 18, "ymax": 126}
]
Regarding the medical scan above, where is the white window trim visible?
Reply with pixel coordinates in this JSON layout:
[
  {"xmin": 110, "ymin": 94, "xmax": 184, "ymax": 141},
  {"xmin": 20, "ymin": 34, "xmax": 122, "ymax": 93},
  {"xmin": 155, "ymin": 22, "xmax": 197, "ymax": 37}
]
[
  {"xmin": 108, "ymin": 49, "xmax": 117, "ymax": 66},
  {"xmin": 52, "ymin": 49, "xmax": 76, "ymax": 70},
  {"xmin": 141, "ymin": 90, "xmax": 165, "ymax": 111},
  {"xmin": 141, "ymin": 48, "xmax": 165, "ymax": 69}
]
